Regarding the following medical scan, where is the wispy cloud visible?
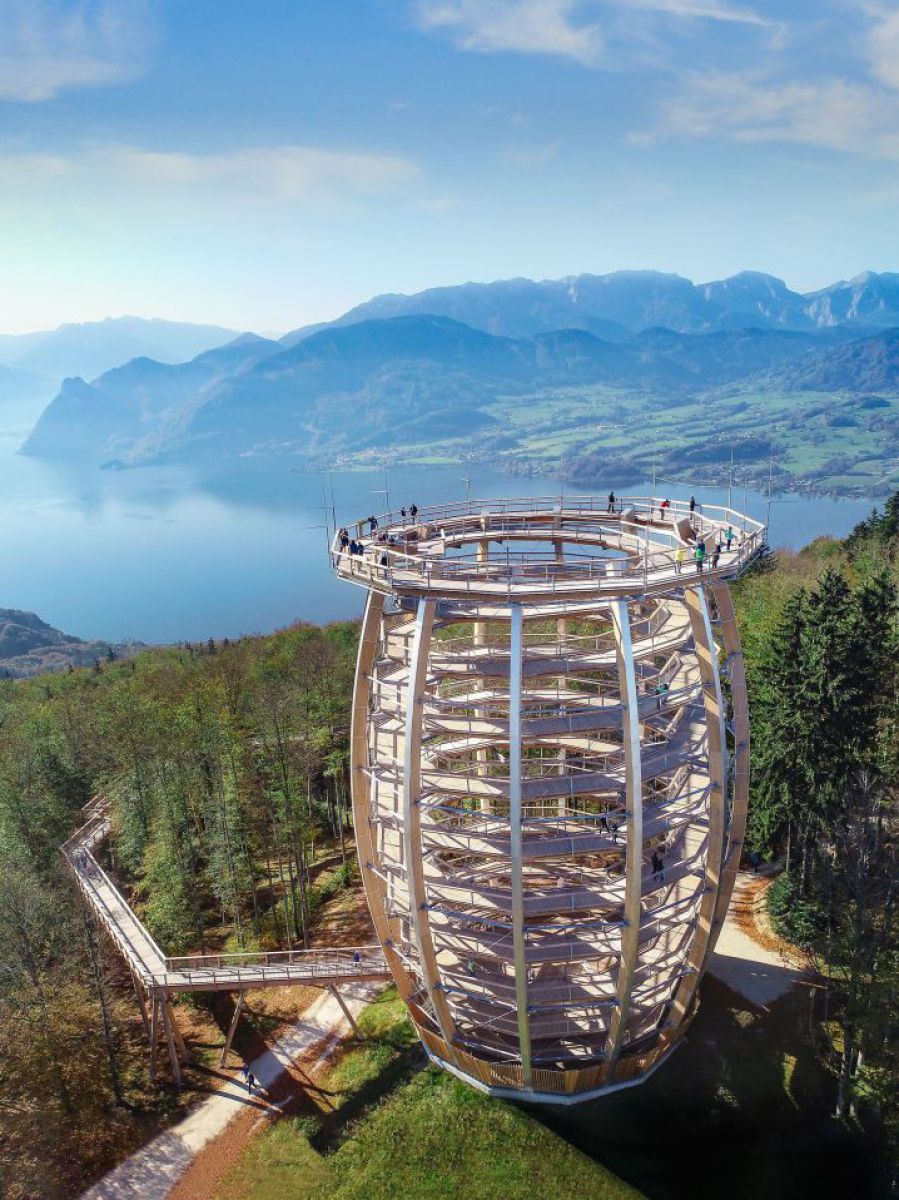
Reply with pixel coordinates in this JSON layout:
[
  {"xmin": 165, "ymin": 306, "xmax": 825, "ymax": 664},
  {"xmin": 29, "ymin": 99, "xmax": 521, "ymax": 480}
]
[
  {"xmin": 0, "ymin": 143, "xmax": 422, "ymax": 214},
  {"xmin": 97, "ymin": 145, "xmax": 420, "ymax": 202},
  {"xmin": 865, "ymin": 7, "xmax": 899, "ymax": 91},
  {"xmin": 412, "ymin": 1, "xmax": 603, "ymax": 65},
  {"xmin": 621, "ymin": 0, "xmax": 769, "ymax": 26},
  {"xmin": 0, "ymin": 0, "xmax": 155, "ymax": 102},
  {"xmin": 412, "ymin": 0, "xmax": 770, "ymax": 64},
  {"xmin": 645, "ymin": 71, "xmax": 899, "ymax": 160}
]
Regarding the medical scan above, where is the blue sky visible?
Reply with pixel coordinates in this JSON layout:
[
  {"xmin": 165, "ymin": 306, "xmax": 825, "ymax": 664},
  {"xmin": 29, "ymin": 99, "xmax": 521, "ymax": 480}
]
[{"xmin": 1, "ymin": 0, "xmax": 898, "ymax": 333}]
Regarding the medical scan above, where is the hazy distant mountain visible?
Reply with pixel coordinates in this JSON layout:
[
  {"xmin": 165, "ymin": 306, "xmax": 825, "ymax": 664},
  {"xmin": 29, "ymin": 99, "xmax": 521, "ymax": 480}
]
[
  {"xmin": 284, "ymin": 269, "xmax": 899, "ymax": 343},
  {"xmin": 22, "ymin": 315, "xmax": 867, "ymax": 465},
  {"xmin": 0, "ymin": 608, "xmax": 143, "ymax": 678},
  {"xmin": 0, "ymin": 316, "xmax": 239, "ymax": 383},
  {"xmin": 23, "ymin": 332, "xmax": 281, "ymax": 459},
  {"xmin": 803, "ymin": 272, "xmax": 899, "ymax": 330},
  {"xmin": 766, "ymin": 327, "xmax": 899, "ymax": 392}
]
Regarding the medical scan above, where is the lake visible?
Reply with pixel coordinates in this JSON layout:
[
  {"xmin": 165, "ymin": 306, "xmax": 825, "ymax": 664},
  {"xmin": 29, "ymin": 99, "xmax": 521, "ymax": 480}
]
[{"xmin": 0, "ymin": 433, "xmax": 880, "ymax": 644}]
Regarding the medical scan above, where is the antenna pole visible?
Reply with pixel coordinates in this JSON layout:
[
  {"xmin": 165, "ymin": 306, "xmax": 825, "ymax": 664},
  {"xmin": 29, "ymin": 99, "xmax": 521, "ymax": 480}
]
[
  {"xmin": 728, "ymin": 449, "xmax": 734, "ymax": 510},
  {"xmin": 766, "ymin": 455, "xmax": 774, "ymax": 534}
]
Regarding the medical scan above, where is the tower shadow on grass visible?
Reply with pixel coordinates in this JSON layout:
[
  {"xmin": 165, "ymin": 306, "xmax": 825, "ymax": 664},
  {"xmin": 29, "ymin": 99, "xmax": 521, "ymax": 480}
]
[{"xmin": 533, "ymin": 977, "xmax": 884, "ymax": 1200}]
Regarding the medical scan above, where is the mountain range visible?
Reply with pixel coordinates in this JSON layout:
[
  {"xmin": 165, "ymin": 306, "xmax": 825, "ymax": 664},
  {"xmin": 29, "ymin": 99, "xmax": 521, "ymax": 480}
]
[
  {"xmin": 0, "ymin": 315, "xmax": 238, "ymax": 382},
  {"xmin": 0, "ymin": 316, "xmax": 239, "ymax": 436},
  {"xmin": 21, "ymin": 313, "xmax": 899, "ymax": 467},
  {"xmin": 288, "ymin": 269, "xmax": 899, "ymax": 341},
  {"xmin": 14, "ymin": 269, "xmax": 899, "ymax": 494}
]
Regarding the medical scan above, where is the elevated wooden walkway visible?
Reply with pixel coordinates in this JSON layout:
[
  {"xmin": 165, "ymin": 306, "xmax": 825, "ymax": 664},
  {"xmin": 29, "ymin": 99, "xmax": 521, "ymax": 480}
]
[{"xmin": 63, "ymin": 794, "xmax": 388, "ymax": 1084}]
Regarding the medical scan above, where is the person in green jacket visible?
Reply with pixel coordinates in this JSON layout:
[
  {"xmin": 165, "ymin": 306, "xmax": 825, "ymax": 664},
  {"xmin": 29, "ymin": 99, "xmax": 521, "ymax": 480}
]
[{"xmin": 694, "ymin": 539, "xmax": 706, "ymax": 573}]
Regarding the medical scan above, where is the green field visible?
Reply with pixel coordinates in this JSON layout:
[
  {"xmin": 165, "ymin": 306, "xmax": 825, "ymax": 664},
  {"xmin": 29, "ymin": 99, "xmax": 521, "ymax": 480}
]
[{"xmin": 346, "ymin": 382, "xmax": 899, "ymax": 498}]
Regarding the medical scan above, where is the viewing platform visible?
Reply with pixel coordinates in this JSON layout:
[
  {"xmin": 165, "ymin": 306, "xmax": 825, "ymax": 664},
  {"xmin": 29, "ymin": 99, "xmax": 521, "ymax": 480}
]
[{"xmin": 331, "ymin": 494, "xmax": 766, "ymax": 604}]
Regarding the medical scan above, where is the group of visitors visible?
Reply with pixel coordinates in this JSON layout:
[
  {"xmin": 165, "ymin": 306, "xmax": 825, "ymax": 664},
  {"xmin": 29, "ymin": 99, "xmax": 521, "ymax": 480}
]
[
  {"xmin": 336, "ymin": 503, "xmax": 420, "ymax": 562},
  {"xmin": 337, "ymin": 528, "xmax": 365, "ymax": 556},
  {"xmin": 672, "ymin": 522, "xmax": 736, "ymax": 574}
]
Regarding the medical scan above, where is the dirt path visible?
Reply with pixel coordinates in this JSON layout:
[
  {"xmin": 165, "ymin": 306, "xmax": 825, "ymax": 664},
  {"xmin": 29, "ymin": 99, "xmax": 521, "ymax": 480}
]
[
  {"xmin": 709, "ymin": 870, "xmax": 808, "ymax": 1008},
  {"xmin": 79, "ymin": 981, "xmax": 380, "ymax": 1200}
]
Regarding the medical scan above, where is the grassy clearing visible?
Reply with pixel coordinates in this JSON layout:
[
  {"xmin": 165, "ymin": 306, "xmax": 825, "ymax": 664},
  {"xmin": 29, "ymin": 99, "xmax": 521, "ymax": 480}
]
[
  {"xmin": 215, "ymin": 976, "xmax": 887, "ymax": 1200},
  {"xmin": 214, "ymin": 988, "xmax": 640, "ymax": 1200}
]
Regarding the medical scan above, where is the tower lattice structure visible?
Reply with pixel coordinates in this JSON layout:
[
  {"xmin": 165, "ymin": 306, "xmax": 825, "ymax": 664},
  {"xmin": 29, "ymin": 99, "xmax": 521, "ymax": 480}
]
[{"xmin": 334, "ymin": 495, "xmax": 764, "ymax": 1103}]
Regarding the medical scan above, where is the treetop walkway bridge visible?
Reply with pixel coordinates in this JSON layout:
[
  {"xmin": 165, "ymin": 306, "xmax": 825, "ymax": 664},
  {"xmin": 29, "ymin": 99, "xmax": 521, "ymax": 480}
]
[{"xmin": 62, "ymin": 794, "xmax": 388, "ymax": 1085}]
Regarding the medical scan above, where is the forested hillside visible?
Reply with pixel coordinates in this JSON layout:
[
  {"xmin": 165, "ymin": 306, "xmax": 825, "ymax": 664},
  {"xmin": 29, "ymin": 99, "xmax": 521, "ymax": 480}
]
[
  {"xmin": 0, "ymin": 622, "xmax": 358, "ymax": 1200},
  {"xmin": 1, "ymin": 508, "xmax": 898, "ymax": 1198},
  {"xmin": 733, "ymin": 498, "xmax": 899, "ymax": 1143}
]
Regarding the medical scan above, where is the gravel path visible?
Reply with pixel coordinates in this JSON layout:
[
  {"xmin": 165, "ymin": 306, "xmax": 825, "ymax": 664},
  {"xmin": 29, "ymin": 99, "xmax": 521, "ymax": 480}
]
[
  {"xmin": 709, "ymin": 871, "xmax": 807, "ymax": 1007},
  {"xmin": 79, "ymin": 981, "xmax": 380, "ymax": 1200}
]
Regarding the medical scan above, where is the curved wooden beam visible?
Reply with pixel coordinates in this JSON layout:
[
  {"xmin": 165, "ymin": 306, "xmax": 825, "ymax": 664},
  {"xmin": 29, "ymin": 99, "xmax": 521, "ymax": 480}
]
[{"xmin": 606, "ymin": 598, "xmax": 643, "ymax": 1068}]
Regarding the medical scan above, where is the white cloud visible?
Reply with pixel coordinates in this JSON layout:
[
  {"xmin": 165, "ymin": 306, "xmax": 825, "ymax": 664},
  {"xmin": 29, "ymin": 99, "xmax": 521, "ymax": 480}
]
[
  {"xmin": 412, "ymin": 0, "xmax": 770, "ymax": 64},
  {"xmin": 0, "ymin": 0, "xmax": 155, "ymax": 101},
  {"xmin": 865, "ymin": 7, "xmax": 899, "ymax": 90},
  {"xmin": 95, "ymin": 145, "xmax": 420, "ymax": 202},
  {"xmin": 0, "ymin": 143, "xmax": 422, "ymax": 216},
  {"xmin": 621, "ymin": 0, "xmax": 769, "ymax": 25},
  {"xmin": 412, "ymin": 0, "xmax": 603, "ymax": 65},
  {"xmin": 647, "ymin": 70, "xmax": 899, "ymax": 159}
]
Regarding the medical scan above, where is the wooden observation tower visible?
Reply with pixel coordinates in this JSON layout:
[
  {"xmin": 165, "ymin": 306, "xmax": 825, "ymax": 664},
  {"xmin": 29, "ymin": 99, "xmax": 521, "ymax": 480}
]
[{"xmin": 333, "ymin": 494, "xmax": 765, "ymax": 1103}]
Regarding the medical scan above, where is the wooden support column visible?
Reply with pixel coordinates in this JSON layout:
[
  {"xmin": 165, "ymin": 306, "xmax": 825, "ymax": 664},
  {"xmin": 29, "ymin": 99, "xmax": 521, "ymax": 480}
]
[
  {"xmin": 666, "ymin": 584, "xmax": 728, "ymax": 1028},
  {"xmin": 404, "ymin": 598, "xmax": 459, "ymax": 1058},
  {"xmin": 130, "ymin": 970, "xmax": 151, "ymax": 1039},
  {"xmin": 148, "ymin": 993, "xmax": 160, "ymax": 1083},
  {"xmin": 219, "ymin": 991, "xmax": 246, "ymax": 1068},
  {"xmin": 607, "ymin": 599, "xmax": 643, "ymax": 1071},
  {"xmin": 329, "ymin": 984, "xmax": 362, "ymax": 1039},
  {"xmin": 509, "ymin": 602, "xmax": 532, "ymax": 1086},
  {"xmin": 160, "ymin": 989, "xmax": 182, "ymax": 1087},
  {"xmin": 554, "ymin": 541, "xmax": 568, "ymax": 815},
  {"xmin": 167, "ymin": 997, "xmax": 189, "ymax": 1064},
  {"xmin": 708, "ymin": 581, "xmax": 750, "ymax": 937},
  {"xmin": 475, "ymin": 540, "xmax": 492, "ymax": 812},
  {"xmin": 351, "ymin": 590, "xmax": 412, "ymax": 998}
]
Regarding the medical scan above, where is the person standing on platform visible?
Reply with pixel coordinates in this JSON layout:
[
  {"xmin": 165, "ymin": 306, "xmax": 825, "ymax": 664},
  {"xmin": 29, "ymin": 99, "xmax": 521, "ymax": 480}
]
[
  {"xmin": 607, "ymin": 491, "xmax": 616, "ymax": 513},
  {"xmin": 694, "ymin": 539, "xmax": 706, "ymax": 573}
]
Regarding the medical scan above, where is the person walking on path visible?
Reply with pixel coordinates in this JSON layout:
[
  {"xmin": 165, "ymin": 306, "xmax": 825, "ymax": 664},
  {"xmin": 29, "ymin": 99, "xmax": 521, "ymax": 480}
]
[
  {"xmin": 607, "ymin": 491, "xmax": 616, "ymax": 513},
  {"xmin": 725, "ymin": 525, "xmax": 735, "ymax": 551},
  {"xmin": 410, "ymin": 503, "xmax": 418, "ymax": 520},
  {"xmin": 689, "ymin": 495, "xmax": 696, "ymax": 515},
  {"xmin": 711, "ymin": 545, "xmax": 721, "ymax": 570},
  {"xmin": 368, "ymin": 515, "xmax": 378, "ymax": 534},
  {"xmin": 246, "ymin": 1071, "xmax": 256, "ymax": 1095},
  {"xmin": 655, "ymin": 681, "xmax": 670, "ymax": 711},
  {"xmin": 353, "ymin": 949, "xmax": 361, "ymax": 966},
  {"xmin": 675, "ymin": 545, "xmax": 686, "ymax": 574},
  {"xmin": 694, "ymin": 539, "xmax": 706, "ymax": 573}
]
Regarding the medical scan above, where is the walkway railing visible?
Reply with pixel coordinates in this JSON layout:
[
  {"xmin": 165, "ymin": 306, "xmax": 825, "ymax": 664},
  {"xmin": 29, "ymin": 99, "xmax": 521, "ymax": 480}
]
[
  {"xmin": 63, "ymin": 794, "xmax": 389, "ymax": 994},
  {"xmin": 331, "ymin": 495, "xmax": 766, "ymax": 600}
]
